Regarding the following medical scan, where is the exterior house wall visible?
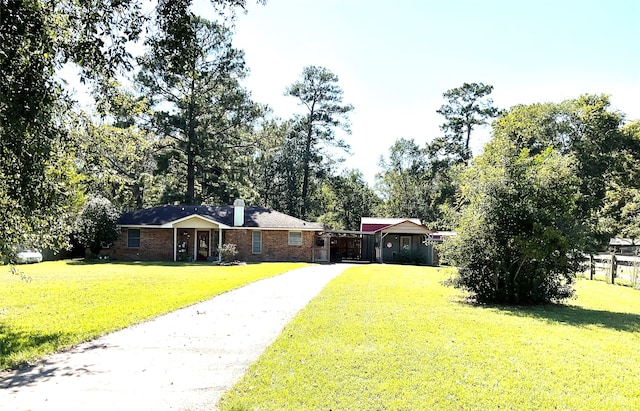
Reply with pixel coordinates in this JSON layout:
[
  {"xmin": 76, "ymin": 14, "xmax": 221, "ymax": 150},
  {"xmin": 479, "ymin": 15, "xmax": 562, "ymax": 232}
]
[
  {"xmin": 106, "ymin": 227, "xmax": 317, "ymax": 262},
  {"xmin": 224, "ymin": 229, "xmax": 315, "ymax": 262},
  {"xmin": 381, "ymin": 234, "xmax": 432, "ymax": 265},
  {"xmin": 103, "ymin": 228, "xmax": 174, "ymax": 261}
]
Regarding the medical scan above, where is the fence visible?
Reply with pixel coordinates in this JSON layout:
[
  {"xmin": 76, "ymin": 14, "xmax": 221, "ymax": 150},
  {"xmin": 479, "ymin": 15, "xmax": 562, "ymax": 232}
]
[{"xmin": 584, "ymin": 254, "xmax": 640, "ymax": 288}]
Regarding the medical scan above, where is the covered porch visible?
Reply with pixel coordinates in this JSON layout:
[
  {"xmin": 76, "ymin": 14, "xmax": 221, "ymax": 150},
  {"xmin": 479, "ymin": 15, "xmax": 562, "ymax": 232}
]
[
  {"xmin": 161, "ymin": 215, "xmax": 231, "ymax": 262},
  {"xmin": 322, "ymin": 220, "xmax": 435, "ymax": 265},
  {"xmin": 372, "ymin": 220, "xmax": 435, "ymax": 265}
]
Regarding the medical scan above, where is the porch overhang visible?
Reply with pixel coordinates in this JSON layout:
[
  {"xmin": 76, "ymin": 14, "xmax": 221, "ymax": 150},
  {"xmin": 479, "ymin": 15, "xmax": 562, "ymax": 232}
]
[
  {"xmin": 160, "ymin": 214, "xmax": 231, "ymax": 229},
  {"xmin": 375, "ymin": 220, "xmax": 433, "ymax": 236},
  {"xmin": 161, "ymin": 215, "xmax": 229, "ymax": 262}
]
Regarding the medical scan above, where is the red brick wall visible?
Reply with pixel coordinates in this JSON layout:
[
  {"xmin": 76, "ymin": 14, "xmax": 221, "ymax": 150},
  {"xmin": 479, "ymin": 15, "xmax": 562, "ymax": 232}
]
[
  {"xmin": 224, "ymin": 229, "xmax": 315, "ymax": 262},
  {"xmin": 103, "ymin": 227, "xmax": 317, "ymax": 262},
  {"xmin": 102, "ymin": 228, "xmax": 174, "ymax": 261}
]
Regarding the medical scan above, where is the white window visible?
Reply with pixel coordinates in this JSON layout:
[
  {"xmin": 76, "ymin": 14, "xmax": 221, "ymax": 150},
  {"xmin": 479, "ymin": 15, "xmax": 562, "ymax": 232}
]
[
  {"xmin": 252, "ymin": 231, "xmax": 262, "ymax": 254},
  {"xmin": 288, "ymin": 231, "xmax": 302, "ymax": 246},
  {"xmin": 400, "ymin": 236, "xmax": 412, "ymax": 250}
]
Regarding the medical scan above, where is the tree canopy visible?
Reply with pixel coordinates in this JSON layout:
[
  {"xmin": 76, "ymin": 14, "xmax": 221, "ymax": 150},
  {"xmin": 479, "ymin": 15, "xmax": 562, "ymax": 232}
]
[
  {"xmin": 137, "ymin": 15, "xmax": 260, "ymax": 205},
  {"xmin": 444, "ymin": 94, "xmax": 639, "ymax": 304},
  {"xmin": 430, "ymin": 82, "xmax": 499, "ymax": 163},
  {"xmin": 444, "ymin": 139, "xmax": 584, "ymax": 304},
  {"xmin": 285, "ymin": 65, "xmax": 354, "ymax": 219}
]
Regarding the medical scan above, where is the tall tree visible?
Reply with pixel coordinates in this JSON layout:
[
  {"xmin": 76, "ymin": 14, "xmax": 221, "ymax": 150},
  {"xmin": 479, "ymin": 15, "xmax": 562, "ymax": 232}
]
[
  {"xmin": 250, "ymin": 120, "xmax": 304, "ymax": 214},
  {"xmin": 492, "ymin": 94, "xmax": 627, "ymax": 249},
  {"xmin": 79, "ymin": 122, "xmax": 157, "ymax": 210},
  {"xmin": 0, "ymin": 0, "xmax": 266, "ymax": 260},
  {"xmin": 137, "ymin": 16, "xmax": 260, "ymax": 205},
  {"xmin": 598, "ymin": 121, "xmax": 640, "ymax": 241},
  {"xmin": 318, "ymin": 170, "xmax": 381, "ymax": 231},
  {"xmin": 430, "ymin": 82, "xmax": 499, "ymax": 163},
  {"xmin": 285, "ymin": 65, "xmax": 354, "ymax": 219},
  {"xmin": 0, "ymin": 0, "xmax": 86, "ymax": 261},
  {"xmin": 375, "ymin": 138, "xmax": 458, "ymax": 228}
]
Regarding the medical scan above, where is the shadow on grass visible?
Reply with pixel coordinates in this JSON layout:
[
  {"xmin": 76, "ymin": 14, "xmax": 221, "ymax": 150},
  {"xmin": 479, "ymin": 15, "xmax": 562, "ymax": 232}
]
[
  {"xmin": 1, "ymin": 323, "xmax": 65, "ymax": 377},
  {"xmin": 489, "ymin": 304, "xmax": 640, "ymax": 333},
  {"xmin": 0, "ymin": 322, "xmax": 107, "ymax": 389}
]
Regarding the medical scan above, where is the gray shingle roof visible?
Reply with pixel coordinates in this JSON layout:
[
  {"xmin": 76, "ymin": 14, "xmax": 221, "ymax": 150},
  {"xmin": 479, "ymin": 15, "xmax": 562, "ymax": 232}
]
[{"xmin": 118, "ymin": 205, "xmax": 323, "ymax": 230}]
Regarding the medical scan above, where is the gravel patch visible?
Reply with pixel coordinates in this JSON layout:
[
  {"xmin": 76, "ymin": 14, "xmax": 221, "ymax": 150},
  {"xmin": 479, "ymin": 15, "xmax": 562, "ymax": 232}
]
[{"xmin": 0, "ymin": 263, "xmax": 351, "ymax": 410}]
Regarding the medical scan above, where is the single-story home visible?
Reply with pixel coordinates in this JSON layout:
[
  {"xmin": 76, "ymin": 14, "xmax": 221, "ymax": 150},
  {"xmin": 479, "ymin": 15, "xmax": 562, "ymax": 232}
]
[
  {"xmin": 102, "ymin": 200, "xmax": 324, "ymax": 262},
  {"xmin": 361, "ymin": 217, "xmax": 435, "ymax": 264},
  {"xmin": 322, "ymin": 217, "xmax": 436, "ymax": 265}
]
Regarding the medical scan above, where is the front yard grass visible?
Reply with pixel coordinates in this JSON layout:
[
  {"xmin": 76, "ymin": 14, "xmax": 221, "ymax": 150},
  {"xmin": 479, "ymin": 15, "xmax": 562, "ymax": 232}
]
[
  {"xmin": 0, "ymin": 260, "xmax": 307, "ymax": 371},
  {"xmin": 219, "ymin": 265, "xmax": 640, "ymax": 411}
]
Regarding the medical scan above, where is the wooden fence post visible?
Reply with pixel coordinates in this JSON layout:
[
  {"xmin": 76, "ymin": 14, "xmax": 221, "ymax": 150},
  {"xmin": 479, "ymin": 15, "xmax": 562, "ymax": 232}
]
[
  {"xmin": 610, "ymin": 253, "xmax": 617, "ymax": 284},
  {"xmin": 589, "ymin": 254, "xmax": 595, "ymax": 280}
]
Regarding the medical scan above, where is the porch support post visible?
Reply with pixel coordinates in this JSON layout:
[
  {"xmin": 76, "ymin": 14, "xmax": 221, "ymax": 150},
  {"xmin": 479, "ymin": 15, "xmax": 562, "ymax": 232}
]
[
  {"xmin": 209, "ymin": 229, "xmax": 212, "ymax": 260},
  {"xmin": 193, "ymin": 230, "xmax": 197, "ymax": 261},
  {"xmin": 218, "ymin": 228, "xmax": 222, "ymax": 262},
  {"xmin": 173, "ymin": 227, "xmax": 177, "ymax": 262},
  {"xmin": 380, "ymin": 232, "xmax": 389, "ymax": 263}
]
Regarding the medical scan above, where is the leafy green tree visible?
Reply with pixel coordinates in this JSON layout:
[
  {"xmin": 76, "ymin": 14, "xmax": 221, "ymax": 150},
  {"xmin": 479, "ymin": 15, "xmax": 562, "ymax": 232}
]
[
  {"xmin": 430, "ymin": 82, "xmax": 499, "ymax": 163},
  {"xmin": 317, "ymin": 170, "xmax": 381, "ymax": 230},
  {"xmin": 250, "ymin": 119, "xmax": 304, "ymax": 214},
  {"xmin": 444, "ymin": 138, "xmax": 585, "ymax": 304},
  {"xmin": 375, "ymin": 138, "xmax": 457, "ymax": 228},
  {"xmin": 74, "ymin": 195, "xmax": 121, "ymax": 256},
  {"xmin": 79, "ymin": 121, "xmax": 157, "ymax": 210},
  {"xmin": 0, "ymin": 0, "xmax": 86, "ymax": 262},
  {"xmin": 285, "ymin": 65, "xmax": 354, "ymax": 219},
  {"xmin": 137, "ymin": 15, "xmax": 260, "ymax": 205},
  {"xmin": 0, "ymin": 0, "xmax": 265, "ymax": 260},
  {"xmin": 376, "ymin": 138, "xmax": 430, "ymax": 218},
  {"xmin": 492, "ymin": 95, "xmax": 627, "ymax": 250},
  {"xmin": 599, "ymin": 121, "xmax": 640, "ymax": 241},
  {"xmin": 445, "ymin": 94, "xmax": 636, "ymax": 304}
]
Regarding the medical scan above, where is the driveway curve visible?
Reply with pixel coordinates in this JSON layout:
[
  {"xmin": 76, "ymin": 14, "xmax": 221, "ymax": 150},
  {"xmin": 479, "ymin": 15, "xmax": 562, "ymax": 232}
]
[{"xmin": 0, "ymin": 263, "xmax": 352, "ymax": 411}]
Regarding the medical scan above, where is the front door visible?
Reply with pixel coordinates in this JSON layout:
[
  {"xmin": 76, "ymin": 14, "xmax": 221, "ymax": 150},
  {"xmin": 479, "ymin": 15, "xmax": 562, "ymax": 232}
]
[{"xmin": 197, "ymin": 231, "xmax": 210, "ymax": 261}]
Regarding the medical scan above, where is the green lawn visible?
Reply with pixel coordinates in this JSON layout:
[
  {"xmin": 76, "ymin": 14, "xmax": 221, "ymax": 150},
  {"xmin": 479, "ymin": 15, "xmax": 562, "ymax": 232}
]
[
  {"xmin": 219, "ymin": 265, "xmax": 640, "ymax": 411},
  {"xmin": 0, "ymin": 260, "xmax": 307, "ymax": 371}
]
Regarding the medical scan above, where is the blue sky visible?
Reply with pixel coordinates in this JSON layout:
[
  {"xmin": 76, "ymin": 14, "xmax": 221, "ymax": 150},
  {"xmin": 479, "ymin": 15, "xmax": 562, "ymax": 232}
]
[{"xmin": 197, "ymin": 0, "xmax": 639, "ymax": 185}]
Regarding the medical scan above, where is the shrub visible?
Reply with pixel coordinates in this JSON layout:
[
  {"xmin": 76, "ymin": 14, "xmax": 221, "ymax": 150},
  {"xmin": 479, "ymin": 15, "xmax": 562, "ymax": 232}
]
[
  {"xmin": 74, "ymin": 195, "xmax": 120, "ymax": 256},
  {"xmin": 396, "ymin": 249, "xmax": 427, "ymax": 265},
  {"xmin": 219, "ymin": 243, "xmax": 238, "ymax": 262},
  {"xmin": 443, "ymin": 140, "xmax": 586, "ymax": 304}
]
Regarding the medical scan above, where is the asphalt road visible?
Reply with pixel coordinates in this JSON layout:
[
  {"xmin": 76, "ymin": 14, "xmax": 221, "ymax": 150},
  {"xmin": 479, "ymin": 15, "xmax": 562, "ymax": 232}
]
[{"xmin": 0, "ymin": 264, "xmax": 351, "ymax": 411}]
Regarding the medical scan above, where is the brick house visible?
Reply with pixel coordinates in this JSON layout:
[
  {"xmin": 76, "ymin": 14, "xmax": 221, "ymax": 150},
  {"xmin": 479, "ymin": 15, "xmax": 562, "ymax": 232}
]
[{"xmin": 103, "ymin": 200, "xmax": 324, "ymax": 262}]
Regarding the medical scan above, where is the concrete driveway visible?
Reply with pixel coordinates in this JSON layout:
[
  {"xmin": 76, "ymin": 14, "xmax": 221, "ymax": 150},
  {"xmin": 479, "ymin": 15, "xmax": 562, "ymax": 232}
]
[{"xmin": 0, "ymin": 264, "xmax": 351, "ymax": 411}]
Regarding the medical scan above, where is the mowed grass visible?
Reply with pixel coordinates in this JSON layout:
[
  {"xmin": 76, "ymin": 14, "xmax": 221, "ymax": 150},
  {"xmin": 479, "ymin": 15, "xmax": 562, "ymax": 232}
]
[
  {"xmin": 0, "ymin": 260, "xmax": 307, "ymax": 371},
  {"xmin": 219, "ymin": 265, "xmax": 640, "ymax": 411}
]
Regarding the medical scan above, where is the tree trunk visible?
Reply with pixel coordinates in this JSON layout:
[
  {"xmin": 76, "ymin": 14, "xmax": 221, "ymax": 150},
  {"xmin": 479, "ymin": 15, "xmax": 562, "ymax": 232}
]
[
  {"xmin": 301, "ymin": 107, "xmax": 315, "ymax": 219},
  {"xmin": 464, "ymin": 124, "xmax": 472, "ymax": 162},
  {"xmin": 186, "ymin": 147, "xmax": 196, "ymax": 204},
  {"xmin": 301, "ymin": 130, "xmax": 312, "ymax": 219},
  {"xmin": 186, "ymin": 85, "xmax": 197, "ymax": 205},
  {"xmin": 132, "ymin": 182, "xmax": 143, "ymax": 209}
]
